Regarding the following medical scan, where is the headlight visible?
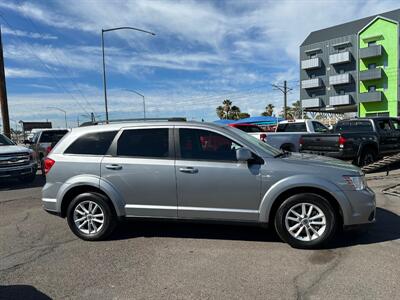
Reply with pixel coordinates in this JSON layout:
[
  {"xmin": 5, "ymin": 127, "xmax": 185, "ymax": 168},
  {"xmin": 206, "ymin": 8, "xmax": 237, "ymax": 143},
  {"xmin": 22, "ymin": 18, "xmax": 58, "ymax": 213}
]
[{"xmin": 343, "ymin": 175, "xmax": 367, "ymax": 190}]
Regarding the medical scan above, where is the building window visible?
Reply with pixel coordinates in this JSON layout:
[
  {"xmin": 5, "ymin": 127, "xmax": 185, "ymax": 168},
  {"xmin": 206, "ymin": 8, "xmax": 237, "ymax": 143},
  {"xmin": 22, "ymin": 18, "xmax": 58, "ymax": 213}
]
[
  {"xmin": 368, "ymin": 85, "xmax": 376, "ymax": 92},
  {"xmin": 339, "ymin": 69, "xmax": 345, "ymax": 74},
  {"xmin": 337, "ymin": 46, "xmax": 346, "ymax": 53},
  {"xmin": 368, "ymin": 41, "xmax": 376, "ymax": 46},
  {"xmin": 311, "ymin": 93, "xmax": 316, "ymax": 98},
  {"xmin": 368, "ymin": 63, "xmax": 376, "ymax": 69},
  {"xmin": 311, "ymin": 74, "xmax": 316, "ymax": 79},
  {"xmin": 309, "ymin": 53, "xmax": 316, "ymax": 58},
  {"xmin": 339, "ymin": 89, "xmax": 345, "ymax": 95}
]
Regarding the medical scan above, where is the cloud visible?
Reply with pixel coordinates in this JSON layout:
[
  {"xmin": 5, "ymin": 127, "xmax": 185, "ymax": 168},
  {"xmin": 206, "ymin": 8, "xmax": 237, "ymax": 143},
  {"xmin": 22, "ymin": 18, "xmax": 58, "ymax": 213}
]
[
  {"xmin": 5, "ymin": 67, "xmax": 50, "ymax": 78},
  {"xmin": 1, "ymin": 26, "xmax": 58, "ymax": 40}
]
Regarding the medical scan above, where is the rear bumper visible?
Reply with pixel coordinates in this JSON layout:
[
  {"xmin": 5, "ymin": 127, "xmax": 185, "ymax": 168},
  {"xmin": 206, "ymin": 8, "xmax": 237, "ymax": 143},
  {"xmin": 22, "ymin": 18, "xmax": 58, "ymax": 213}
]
[
  {"xmin": 301, "ymin": 149, "xmax": 354, "ymax": 160},
  {"xmin": 0, "ymin": 162, "xmax": 37, "ymax": 178}
]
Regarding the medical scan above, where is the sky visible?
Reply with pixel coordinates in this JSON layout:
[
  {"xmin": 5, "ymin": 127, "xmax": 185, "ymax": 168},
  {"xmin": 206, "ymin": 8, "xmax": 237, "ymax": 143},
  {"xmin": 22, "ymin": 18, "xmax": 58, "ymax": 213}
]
[{"xmin": 0, "ymin": 0, "xmax": 399, "ymax": 128}]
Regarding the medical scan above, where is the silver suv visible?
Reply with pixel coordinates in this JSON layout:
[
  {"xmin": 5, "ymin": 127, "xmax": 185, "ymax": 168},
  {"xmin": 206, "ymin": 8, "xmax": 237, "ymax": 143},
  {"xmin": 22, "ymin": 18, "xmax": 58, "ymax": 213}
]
[{"xmin": 42, "ymin": 120, "xmax": 376, "ymax": 248}]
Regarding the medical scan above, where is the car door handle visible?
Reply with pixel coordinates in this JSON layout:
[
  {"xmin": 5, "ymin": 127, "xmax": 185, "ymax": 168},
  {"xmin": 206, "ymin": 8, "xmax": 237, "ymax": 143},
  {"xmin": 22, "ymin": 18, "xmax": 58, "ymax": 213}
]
[
  {"xmin": 179, "ymin": 167, "xmax": 198, "ymax": 174},
  {"xmin": 105, "ymin": 164, "xmax": 122, "ymax": 170}
]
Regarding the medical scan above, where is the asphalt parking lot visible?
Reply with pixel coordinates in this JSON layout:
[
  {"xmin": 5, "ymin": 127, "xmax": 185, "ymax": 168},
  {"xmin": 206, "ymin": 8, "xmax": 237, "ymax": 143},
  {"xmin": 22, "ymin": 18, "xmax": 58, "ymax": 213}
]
[{"xmin": 1, "ymin": 173, "xmax": 400, "ymax": 299}]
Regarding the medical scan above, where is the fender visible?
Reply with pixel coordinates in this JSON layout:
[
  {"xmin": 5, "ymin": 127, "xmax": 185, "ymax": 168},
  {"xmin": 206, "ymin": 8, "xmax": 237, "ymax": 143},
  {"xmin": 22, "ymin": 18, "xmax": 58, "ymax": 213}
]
[
  {"xmin": 56, "ymin": 174, "xmax": 125, "ymax": 216},
  {"xmin": 356, "ymin": 140, "xmax": 379, "ymax": 158},
  {"xmin": 258, "ymin": 175, "xmax": 352, "ymax": 225}
]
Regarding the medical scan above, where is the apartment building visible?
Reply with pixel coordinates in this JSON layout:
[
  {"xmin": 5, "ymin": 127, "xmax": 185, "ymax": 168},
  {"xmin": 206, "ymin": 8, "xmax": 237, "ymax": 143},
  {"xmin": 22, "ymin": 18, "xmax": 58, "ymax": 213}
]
[{"xmin": 300, "ymin": 9, "xmax": 400, "ymax": 117}]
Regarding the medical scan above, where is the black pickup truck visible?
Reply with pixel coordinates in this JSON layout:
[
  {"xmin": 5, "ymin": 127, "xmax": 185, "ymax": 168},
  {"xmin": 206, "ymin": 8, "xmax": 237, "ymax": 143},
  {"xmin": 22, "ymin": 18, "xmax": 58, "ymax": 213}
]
[{"xmin": 299, "ymin": 117, "xmax": 400, "ymax": 166}]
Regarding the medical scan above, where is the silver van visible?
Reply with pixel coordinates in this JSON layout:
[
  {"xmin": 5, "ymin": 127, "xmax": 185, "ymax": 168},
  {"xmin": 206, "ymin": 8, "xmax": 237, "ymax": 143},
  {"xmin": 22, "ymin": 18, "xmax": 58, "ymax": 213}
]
[{"xmin": 42, "ymin": 120, "xmax": 375, "ymax": 248}]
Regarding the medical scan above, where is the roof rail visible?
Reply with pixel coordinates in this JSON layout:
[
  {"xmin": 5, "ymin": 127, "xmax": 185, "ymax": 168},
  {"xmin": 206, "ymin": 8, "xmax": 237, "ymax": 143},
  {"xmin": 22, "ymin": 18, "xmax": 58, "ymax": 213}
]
[{"xmin": 79, "ymin": 117, "xmax": 187, "ymax": 127}]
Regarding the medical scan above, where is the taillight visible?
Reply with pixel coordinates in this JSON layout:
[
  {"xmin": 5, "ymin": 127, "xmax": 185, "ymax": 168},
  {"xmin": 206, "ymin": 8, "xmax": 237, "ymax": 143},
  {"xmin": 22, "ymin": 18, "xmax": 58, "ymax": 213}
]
[
  {"xmin": 260, "ymin": 134, "xmax": 267, "ymax": 142},
  {"xmin": 338, "ymin": 136, "xmax": 347, "ymax": 147},
  {"xmin": 299, "ymin": 137, "xmax": 304, "ymax": 147},
  {"xmin": 46, "ymin": 146, "xmax": 52, "ymax": 154},
  {"xmin": 44, "ymin": 158, "xmax": 55, "ymax": 175}
]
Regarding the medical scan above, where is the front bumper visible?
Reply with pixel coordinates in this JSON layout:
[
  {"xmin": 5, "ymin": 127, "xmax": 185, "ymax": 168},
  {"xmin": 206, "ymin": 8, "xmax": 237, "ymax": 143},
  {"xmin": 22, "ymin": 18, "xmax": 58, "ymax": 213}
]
[
  {"xmin": 0, "ymin": 162, "xmax": 37, "ymax": 178},
  {"xmin": 342, "ymin": 187, "xmax": 376, "ymax": 226}
]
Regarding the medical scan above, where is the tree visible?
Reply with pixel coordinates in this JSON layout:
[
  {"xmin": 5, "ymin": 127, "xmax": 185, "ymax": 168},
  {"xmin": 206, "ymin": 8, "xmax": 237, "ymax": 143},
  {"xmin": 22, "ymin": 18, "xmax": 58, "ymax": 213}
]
[
  {"xmin": 261, "ymin": 104, "xmax": 275, "ymax": 116},
  {"xmin": 216, "ymin": 99, "xmax": 249, "ymax": 120}
]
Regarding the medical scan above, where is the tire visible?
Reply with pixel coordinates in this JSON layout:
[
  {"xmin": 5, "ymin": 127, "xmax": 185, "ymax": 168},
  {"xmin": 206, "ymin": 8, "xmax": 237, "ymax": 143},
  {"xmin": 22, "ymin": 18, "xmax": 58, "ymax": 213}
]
[
  {"xmin": 18, "ymin": 172, "xmax": 36, "ymax": 183},
  {"xmin": 274, "ymin": 193, "xmax": 337, "ymax": 249},
  {"xmin": 358, "ymin": 149, "xmax": 376, "ymax": 167},
  {"xmin": 67, "ymin": 192, "xmax": 117, "ymax": 241},
  {"xmin": 40, "ymin": 158, "xmax": 46, "ymax": 177}
]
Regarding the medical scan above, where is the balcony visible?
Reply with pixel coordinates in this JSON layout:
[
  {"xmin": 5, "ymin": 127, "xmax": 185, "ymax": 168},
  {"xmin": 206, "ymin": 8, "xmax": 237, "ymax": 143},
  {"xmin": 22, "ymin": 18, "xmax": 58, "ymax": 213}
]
[
  {"xmin": 329, "ymin": 73, "xmax": 351, "ymax": 85},
  {"xmin": 302, "ymin": 98, "xmax": 321, "ymax": 109},
  {"xmin": 329, "ymin": 51, "xmax": 351, "ymax": 65},
  {"xmin": 301, "ymin": 57, "xmax": 321, "ymax": 70},
  {"xmin": 301, "ymin": 78, "xmax": 322, "ymax": 89},
  {"xmin": 359, "ymin": 68, "xmax": 383, "ymax": 81},
  {"xmin": 359, "ymin": 45, "xmax": 383, "ymax": 59},
  {"xmin": 359, "ymin": 91, "xmax": 383, "ymax": 103},
  {"xmin": 329, "ymin": 95, "xmax": 351, "ymax": 106}
]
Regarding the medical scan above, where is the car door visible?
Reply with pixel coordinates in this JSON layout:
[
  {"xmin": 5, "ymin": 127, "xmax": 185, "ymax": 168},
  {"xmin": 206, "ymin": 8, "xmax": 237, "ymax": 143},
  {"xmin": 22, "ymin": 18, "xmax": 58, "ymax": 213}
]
[
  {"xmin": 390, "ymin": 118, "xmax": 400, "ymax": 152},
  {"xmin": 375, "ymin": 119, "xmax": 396, "ymax": 153},
  {"xmin": 175, "ymin": 127, "xmax": 262, "ymax": 221},
  {"xmin": 101, "ymin": 127, "xmax": 177, "ymax": 218}
]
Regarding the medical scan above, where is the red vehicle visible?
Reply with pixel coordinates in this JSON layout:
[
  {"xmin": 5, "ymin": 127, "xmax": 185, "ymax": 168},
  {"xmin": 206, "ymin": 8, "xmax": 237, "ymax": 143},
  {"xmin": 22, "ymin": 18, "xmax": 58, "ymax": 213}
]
[{"xmin": 228, "ymin": 123, "xmax": 264, "ymax": 133}]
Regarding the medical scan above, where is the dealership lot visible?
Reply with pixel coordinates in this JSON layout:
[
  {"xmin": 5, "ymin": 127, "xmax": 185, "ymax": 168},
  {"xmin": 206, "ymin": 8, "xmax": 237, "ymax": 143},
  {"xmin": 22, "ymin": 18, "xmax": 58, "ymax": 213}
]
[{"xmin": 1, "ymin": 173, "xmax": 400, "ymax": 299}]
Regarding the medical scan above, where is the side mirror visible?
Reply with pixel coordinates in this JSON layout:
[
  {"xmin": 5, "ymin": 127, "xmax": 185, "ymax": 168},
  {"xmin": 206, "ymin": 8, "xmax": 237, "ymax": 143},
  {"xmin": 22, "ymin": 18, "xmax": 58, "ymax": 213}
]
[{"xmin": 236, "ymin": 148, "xmax": 252, "ymax": 161}]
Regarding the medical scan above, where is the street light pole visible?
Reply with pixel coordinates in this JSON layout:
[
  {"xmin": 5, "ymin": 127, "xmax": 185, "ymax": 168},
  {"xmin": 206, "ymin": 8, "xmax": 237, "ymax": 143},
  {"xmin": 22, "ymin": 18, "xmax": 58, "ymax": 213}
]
[
  {"xmin": 125, "ymin": 89, "xmax": 146, "ymax": 119},
  {"xmin": 101, "ymin": 27, "xmax": 155, "ymax": 123},
  {"xmin": 47, "ymin": 107, "xmax": 67, "ymax": 128}
]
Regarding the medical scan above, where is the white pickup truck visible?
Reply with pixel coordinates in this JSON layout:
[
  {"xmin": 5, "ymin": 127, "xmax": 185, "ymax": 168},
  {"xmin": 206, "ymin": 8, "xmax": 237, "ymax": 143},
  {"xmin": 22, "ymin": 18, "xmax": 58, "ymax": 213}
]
[
  {"xmin": 0, "ymin": 133, "xmax": 37, "ymax": 182},
  {"xmin": 248, "ymin": 120, "xmax": 330, "ymax": 152}
]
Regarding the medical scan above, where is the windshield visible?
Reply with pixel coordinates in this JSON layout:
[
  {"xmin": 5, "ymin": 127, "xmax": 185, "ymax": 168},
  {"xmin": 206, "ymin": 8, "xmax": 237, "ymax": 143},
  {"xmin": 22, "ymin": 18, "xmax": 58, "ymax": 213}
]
[
  {"xmin": 0, "ymin": 134, "xmax": 15, "ymax": 146},
  {"xmin": 223, "ymin": 126, "xmax": 281, "ymax": 157}
]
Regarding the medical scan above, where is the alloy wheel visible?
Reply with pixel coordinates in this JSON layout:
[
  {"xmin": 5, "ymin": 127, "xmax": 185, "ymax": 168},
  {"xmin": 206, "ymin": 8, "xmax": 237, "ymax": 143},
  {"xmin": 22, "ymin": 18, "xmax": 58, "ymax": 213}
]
[
  {"xmin": 73, "ymin": 200, "xmax": 105, "ymax": 235},
  {"xmin": 284, "ymin": 202, "xmax": 326, "ymax": 242}
]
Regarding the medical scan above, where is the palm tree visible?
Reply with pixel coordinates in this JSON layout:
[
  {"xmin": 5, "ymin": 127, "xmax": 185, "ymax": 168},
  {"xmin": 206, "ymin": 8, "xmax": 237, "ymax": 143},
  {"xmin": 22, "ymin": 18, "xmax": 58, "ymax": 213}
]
[
  {"xmin": 261, "ymin": 104, "xmax": 275, "ymax": 116},
  {"xmin": 222, "ymin": 99, "xmax": 232, "ymax": 119},
  {"xmin": 216, "ymin": 106, "xmax": 225, "ymax": 119},
  {"xmin": 291, "ymin": 100, "xmax": 302, "ymax": 119},
  {"xmin": 230, "ymin": 105, "xmax": 241, "ymax": 120}
]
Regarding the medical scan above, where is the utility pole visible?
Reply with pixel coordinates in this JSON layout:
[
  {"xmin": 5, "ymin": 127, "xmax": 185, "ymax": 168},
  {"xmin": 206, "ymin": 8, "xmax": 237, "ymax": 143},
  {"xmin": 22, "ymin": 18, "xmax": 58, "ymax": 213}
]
[
  {"xmin": 272, "ymin": 80, "xmax": 292, "ymax": 119},
  {"xmin": 0, "ymin": 26, "xmax": 10, "ymax": 138}
]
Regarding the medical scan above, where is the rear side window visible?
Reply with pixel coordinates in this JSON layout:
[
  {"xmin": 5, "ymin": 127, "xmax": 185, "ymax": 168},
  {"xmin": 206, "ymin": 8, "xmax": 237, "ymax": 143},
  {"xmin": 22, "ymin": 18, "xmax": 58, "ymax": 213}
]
[
  {"xmin": 117, "ymin": 129, "xmax": 169, "ymax": 158},
  {"xmin": 40, "ymin": 130, "xmax": 69, "ymax": 144},
  {"xmin": 276, "ymin": 123, "xmax": 307, "ymax": 132},
  {"xmin": 312, "ymin": 121, "xmax": 329, "ymax": 133},
  {"xmin": 376, "ymin": 120, "xmax": 392, "ymax": 131},
  {"xmin": 65, "ymin": 131, "xmax": 117, "ymax": 155},
  {"xmin": 334, "ymin": 121, "xmax": 373, "ymax": 132}
]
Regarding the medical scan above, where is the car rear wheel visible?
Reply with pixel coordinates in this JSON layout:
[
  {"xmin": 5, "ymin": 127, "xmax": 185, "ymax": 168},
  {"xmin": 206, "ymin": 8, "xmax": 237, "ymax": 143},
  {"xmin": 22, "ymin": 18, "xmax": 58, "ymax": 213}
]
[
  {"xmin": 274, "ymin": 193, "xmax": 337, "ymax": 249},
  {"xmin": 67, "ymin": 193, "xmax": 117, "ymax": 241}
]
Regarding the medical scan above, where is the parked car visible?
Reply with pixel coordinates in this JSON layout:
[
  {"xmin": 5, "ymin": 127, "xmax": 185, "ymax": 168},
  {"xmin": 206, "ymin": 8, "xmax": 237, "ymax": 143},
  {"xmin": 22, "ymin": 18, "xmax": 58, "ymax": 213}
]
[
  {"xmin": 0, "ymin": 133, "xmax": 37, "ymax": 182},
  {"xmin": 25, "ymin": 129, "xmax": 69, "ymax": 174},
  {"xmin": 299, "ymin": 117, "xmax": 400, "ymax": 166},
  {"xmin": 228, "ymin": 123, "xmax": 264, "ymax": 133},
  {"xmin": 42, "ymin": 120, "xmax": 375, "ymax": 249},
  {"xmin": 249, "ymin": 119, "xmax": 329, "ymax": 152}
]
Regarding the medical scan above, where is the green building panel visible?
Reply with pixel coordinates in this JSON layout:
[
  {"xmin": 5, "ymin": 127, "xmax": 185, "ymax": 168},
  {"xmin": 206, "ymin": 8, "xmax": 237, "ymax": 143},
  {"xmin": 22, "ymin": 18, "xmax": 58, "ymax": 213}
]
[{"xmin": 358, "ymin": 17, "xmax": 398, "ymax": 117}]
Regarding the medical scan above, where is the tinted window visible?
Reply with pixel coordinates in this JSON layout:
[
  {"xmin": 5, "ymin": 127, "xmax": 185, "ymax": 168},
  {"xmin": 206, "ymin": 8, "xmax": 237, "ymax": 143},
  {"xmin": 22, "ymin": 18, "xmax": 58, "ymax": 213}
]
[
  {"xmin": 40, "ymin": 130, "xmax": 68, "ymax": 143},
  {"xmin": 312, "ymin": 121, "xmax": 329, "ymax": 133},
  {"xmin": 334, "ymin": 121, "xmax": 373, "ymax": 132},
  {"xmin": 65, "ymin": 131, "xmax": 117, "ymax": 155},
  {"xmin": 276, "ymin": 123, "xmax": 307, "ymax": 132},
  {"xmin": 392, "ymin": 119, "xmax": 400, "ymax": 130},
  {"xmin": 117, "ymin": 129, "xmax": 169, "ymax": 158},
  {"xmin": 179, "ymin": 129, "xmax": 242, "ymax": 161},
  {"xmin": 376, "ymin": 120, "xmax": 392, "ymax": 131}
]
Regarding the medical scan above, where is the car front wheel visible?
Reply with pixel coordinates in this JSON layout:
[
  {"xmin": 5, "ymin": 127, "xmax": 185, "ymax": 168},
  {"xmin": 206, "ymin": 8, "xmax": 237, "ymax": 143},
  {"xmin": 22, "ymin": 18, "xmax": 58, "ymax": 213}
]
[
  {"xmin": 274, "ymin": 193, "xmax": 337, "ymax": 249},
  {"xmin": 67, "ymin": 193, "xmax": 117, "ymax": 241}
]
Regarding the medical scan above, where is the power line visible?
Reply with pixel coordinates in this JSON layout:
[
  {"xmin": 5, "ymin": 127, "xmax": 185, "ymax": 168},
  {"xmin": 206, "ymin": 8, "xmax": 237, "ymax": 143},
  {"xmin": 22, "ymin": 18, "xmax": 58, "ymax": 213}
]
[
  {"xmin": 0, "ymin": 12, "xmax": 92, "ymax": 117},
  {"xmin": 21, "ymin": 14, "xmax": 97, "ymax": 115}
]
